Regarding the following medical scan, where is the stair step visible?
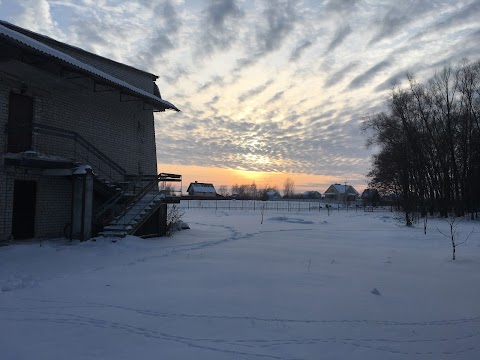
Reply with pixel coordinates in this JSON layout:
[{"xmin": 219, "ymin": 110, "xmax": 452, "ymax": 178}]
[
  {"xmin": 99, "ymin": 230, "xmax": 128, "ymax": 237},
  {"xmin": 99, "ymin": 186, "xmax": 165, "ymax": 236},
  {"xmin": 104, "ymin": 224, "xmax": 133, "ymax": 231}
]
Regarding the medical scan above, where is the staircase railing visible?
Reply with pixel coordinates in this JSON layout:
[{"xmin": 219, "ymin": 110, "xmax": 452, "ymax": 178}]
[
  {"xmin": 97, "ymin": 173, "xmax": 182, "ymax": 232},
  {"xmin": 95, "ymin": 174, "xmax": 147, "ymax": 225},
  {"xmin": 5, "ymin": 123, "xmax": 127, "ymax": 184},
  {"xmin": 102, "ymin": 175, "xmax": 161, "ymax": 225}
]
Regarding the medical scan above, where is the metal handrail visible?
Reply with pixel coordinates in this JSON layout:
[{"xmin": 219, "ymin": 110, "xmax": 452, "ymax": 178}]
[
  {"xmin": 101, "ymin": 173, "xmax": 182, "ymax": 230},
  {"xmin": 32, "ymin": 123, "xmax": 127, "ymax": 177},
  {"xmin": 109, "ymin": 176, "xmax": 160, "ymax": 226},
  {"xmin": 95, "ymin": 174, "xmax": 146, "ymax": 224},
  {"xmin": 5, "ymin": 123, "xmax": 127, "ymax": 183}
]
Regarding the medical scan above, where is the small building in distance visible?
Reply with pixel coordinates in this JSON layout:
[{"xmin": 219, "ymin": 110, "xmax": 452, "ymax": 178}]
[
  {"xmin": 303, "ymin": 190, "xmax": 321, "ymax": 199},
  {"xmin": 324, "ymin": 184, "xmax": 359, "ymax": 201},
  {"xmin": 187, "ymin": 181, "xmax": 217, "ymax": 197},
  {"xmin": 264, "ymin": 189, "xmax": 282, "ymax": 200}
]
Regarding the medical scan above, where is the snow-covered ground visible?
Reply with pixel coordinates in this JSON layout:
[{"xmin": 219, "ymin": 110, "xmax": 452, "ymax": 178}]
[{"xmin": 1, "ymin": 208, "xmax": 480, "ymax": 359}]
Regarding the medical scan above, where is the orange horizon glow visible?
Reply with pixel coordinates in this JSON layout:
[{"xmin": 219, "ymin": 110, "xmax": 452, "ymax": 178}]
[{"xmin": 157, "ymin": 163, "xmax": 367, "ymax": 195}]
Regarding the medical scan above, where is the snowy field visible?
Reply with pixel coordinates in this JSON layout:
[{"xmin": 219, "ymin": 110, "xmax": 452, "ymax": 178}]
[{"xmin": 1, "ymin": 208, "xmax": 480, "ymax": 359}]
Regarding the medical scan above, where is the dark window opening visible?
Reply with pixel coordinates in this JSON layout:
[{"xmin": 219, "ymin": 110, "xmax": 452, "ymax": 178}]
[{"xmin": 7, "ymin": 92, "xmax": 34, "ymax": 153}]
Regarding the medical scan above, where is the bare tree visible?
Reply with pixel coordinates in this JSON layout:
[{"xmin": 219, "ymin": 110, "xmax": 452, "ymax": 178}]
[
  {"xmin": 283, "ymin": 177, "xmax": 295, "ymax": 198},
  {"xmin": 166, "ymin": 204, "xmax": 185, "ymax": 236},
  {"xmin": 249, "ymin": 181, "xmax": 258, "ymax": 199},
  {"xmin": 231, "ymin": 184, "xmax": 239, "ymax": 196},
  {"xmin": 161, "ymin": 184, "xmax": 175, "ymax": 196},
  {"xmin": 238, "ymin": 184, "xmax": 249, "ymax": 198},
  {"xmin": 363, "ymin": 60, "xmax": 480, "ymax": 222},
  {"xmin": 218, "ymin": 185, "xmax": 229, "ymax": 197},
  {"xmin": 437, "ymin": 215, "xmax": 475, "ymax": 260}
]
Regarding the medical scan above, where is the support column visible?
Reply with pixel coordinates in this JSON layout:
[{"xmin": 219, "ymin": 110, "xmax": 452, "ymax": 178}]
[
  {"xmin": 82, "ymin": 169, "xmax": 93, "ymax": 240},
  {"xmin": 71, "ymin": 166, "xmax": 93, "ymax": 241}
]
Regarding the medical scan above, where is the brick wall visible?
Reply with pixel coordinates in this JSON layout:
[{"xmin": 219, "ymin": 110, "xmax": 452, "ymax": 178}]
[
  {"xmin": 0, "ymin": 169, "xmax": 12, "ymax": 240},
  {"xmin": 0, "ymin": 76, "xmax": 8, "ymax": 153},
  {"xmin": 0, "ymin": 167, "xmax": 72, "ymax": 240},
  {"xmin": 35, "ymin": 175, "xmax": 72, "ymax": 238},
  {"xmin": 0, "ymin": 71, "xmax": 158, "ymax": 178},
  {"xmin": 0, "ymin": 55, "xmax": 161, "ymax": 240}
]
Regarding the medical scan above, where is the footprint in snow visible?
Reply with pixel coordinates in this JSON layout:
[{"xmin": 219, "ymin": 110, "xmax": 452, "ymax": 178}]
[{"xmin": 371, "ymin": 288, "xmax": 382, "ymax": 296}]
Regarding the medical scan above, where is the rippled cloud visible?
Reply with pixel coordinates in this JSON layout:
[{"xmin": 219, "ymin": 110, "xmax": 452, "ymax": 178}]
[{"xmin": 1, "ymin": 0, "xmax": 479, "ymax": 189}]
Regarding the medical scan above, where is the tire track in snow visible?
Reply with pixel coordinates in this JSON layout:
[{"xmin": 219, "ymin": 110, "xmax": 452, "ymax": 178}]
[
  {"xmin": 5, "ymin": 302, "xmax": 480, "ymax": 327},
  {"xmin": 78, "ymin": 302, "xmax": 480, "ymax": 327},
  {"xmin": 1, "ymin": 307, "xmax": 479, "ymax": 358},
  {"xmin": 0, "ymin": 309, "xmax": 301, "ymax": 360},
  {"xmin": 127, "ymin": 223, "xmax": 314, "ymax": 265}
]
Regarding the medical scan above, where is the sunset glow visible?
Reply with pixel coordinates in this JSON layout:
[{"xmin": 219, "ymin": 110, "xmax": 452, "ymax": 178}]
[{"xmin": 157, "ymin": 162, "xmax": 355, "ymax": 195}]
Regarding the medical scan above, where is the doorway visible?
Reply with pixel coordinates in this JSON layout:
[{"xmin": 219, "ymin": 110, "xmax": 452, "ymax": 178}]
[{"xmin": 12, "ymin": 180, "xmax": 37, "ymax": 239}]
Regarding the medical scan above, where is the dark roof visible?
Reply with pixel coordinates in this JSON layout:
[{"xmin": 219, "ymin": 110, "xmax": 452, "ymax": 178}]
[
  {"xmin": 0, "ymin": 21, "xmax": 179, "ymax": 112},
  {"xmin": 0, "ymin": 20, "xmax": 157, "ymax": 79}
]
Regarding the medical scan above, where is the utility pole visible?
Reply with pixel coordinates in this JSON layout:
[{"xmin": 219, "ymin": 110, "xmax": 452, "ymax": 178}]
[{"xmin": 344, "ymin": 181, "xmax": 348, "ymax": 211}]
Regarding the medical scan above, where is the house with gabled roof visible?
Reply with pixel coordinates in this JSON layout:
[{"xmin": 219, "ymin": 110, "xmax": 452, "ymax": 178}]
[
  {"xmin": 0, "ymin": 21, "xmax": 179, "ymax": 241},
  {"xmin": 324, "ymin": 184, "xmax": 359, "ymax": 202},
  {"xmin": 303, "ymin": 190, "xmax": 321, "ymax": 199},
  {"xmin": 187, "ymin": 181, "xmax": 217, "ymax": 197},
  {"xmin": 265, "ymin": 189, "xmax": 282, "ymax": 200}
]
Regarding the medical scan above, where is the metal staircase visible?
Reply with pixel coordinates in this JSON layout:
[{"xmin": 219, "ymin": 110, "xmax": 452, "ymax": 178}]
[
  {"xmin": 7, "ymin": 123, "xmax": 182, "ymax": 238},
  {"xmin": 95, "ymin": 173, "xmax": 182, "ymax": 237}
]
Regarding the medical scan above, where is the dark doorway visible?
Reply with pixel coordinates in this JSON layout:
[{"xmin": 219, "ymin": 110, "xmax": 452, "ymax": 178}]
[
  {"xmin": 12, "ymin": 180, "xmax": 37, "ymax": 239},
  {"xmin": 7, "ymin": 92, "xmax": 34, "ymax": 153}
]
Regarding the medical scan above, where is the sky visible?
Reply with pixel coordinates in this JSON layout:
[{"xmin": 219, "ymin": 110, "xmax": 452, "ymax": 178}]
[{"xmin": 1, "ymin": 0, "xmax": 480, "ymax": 194}]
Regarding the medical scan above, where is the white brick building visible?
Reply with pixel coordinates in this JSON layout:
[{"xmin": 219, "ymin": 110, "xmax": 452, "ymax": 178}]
[{"xmin": 0, "ymin": 21, "xmax": 179, "ymax": 241}]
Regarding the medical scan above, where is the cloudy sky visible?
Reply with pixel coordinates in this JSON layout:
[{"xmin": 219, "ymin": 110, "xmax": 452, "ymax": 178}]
[{"xmin": 1, "ymin": 0, "xmax": 480, "ymax": 193}]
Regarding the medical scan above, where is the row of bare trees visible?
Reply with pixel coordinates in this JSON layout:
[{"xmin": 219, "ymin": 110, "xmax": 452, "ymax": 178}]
[
  {"xmin": 217, "ymin": 177, "xmax": 297, "ymax": 199},
  {"xmin": 363, "ymin": 60, "xmax": 480, "ymax": 224}
]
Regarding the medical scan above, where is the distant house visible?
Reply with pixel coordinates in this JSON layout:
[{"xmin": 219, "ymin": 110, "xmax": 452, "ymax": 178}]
[
  {"xmin": 265, "ymin": 189, "xmax": 282, "ymax": 200},
  {"xmin": 187, "ymin": 182, "xmax": 217, "ymax": 197},
  {"xmin": 303, "ymin": 191, "xmax": 321, "ymax": 199},
  {"xmin": 324, "ymin": 184, "xmax": 359, "ymax": 201}
]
